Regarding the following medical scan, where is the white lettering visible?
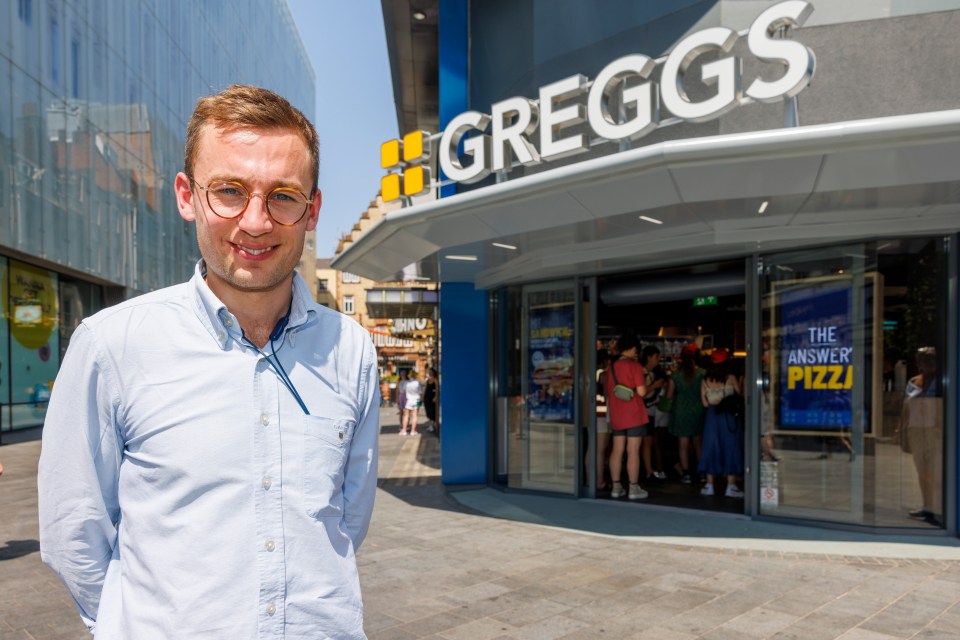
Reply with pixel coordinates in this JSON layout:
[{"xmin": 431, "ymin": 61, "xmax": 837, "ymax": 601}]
[
  {"xmin": 586, "ymin": 54, "xmax": 659, "ymax": 141},
  {"xmin": 539, "ymin": 74, "xmax": 589, "ymax": 161},
  {"xmin": 432, "ymin": 1, "xmax": 814, "ymax": 188},
  {"xmin": 746, "ymin": 0, "xmax": 816, "ymax": 102},
  {"xmin": 491, "ymin": 97, "xmax": 540, "ymax": 172},
  {"xmin": 439, "ymin": 111, "xmax": 491, "ymax": 184},
  {"xmin": 660, "ymin": 27, "xmax": 741, "ymax": 123}
]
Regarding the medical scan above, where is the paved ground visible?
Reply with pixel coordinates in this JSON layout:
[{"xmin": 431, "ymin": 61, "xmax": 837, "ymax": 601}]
[{"xmin": 3, "ymin": 408, "xmax": 960, "ymax": 639}]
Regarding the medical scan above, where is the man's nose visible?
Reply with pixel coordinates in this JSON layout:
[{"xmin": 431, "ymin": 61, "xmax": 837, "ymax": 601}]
[{"xmin": 238, "ymin": 193, "xmax": 274, "ymax": 234}]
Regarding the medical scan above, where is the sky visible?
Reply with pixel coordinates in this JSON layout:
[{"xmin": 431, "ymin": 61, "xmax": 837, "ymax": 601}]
[{"xmin": 286, "ymin": 0, "xmax": 399, "ymax": 258}]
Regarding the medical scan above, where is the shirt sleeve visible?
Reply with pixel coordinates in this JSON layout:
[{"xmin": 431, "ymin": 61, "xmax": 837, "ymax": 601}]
[
  {"xmin": 341, "ymin": 337, "xmax": 380, "ymax": 549},
  {"xmin": 38, "ymin": 323, "xmax": 123, "ymax": 631}
]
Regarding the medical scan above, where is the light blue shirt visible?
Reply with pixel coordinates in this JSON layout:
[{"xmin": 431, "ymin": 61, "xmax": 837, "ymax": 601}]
[{"xmin": 38, "ymin": 262, "xmax": 379, "ymax": 639}]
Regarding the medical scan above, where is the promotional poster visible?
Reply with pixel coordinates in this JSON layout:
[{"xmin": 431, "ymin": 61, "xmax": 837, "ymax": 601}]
[
  {"xmin": 778, "ymin": 284, "xmax": 853, "ymax": 428},
  {"xmin": 528, "ymin": 303, "xmax": 575, "ymax": 422}
]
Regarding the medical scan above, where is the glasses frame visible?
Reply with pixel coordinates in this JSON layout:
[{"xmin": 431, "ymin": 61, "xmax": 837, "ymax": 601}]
[{"xmin": 190, "ymin": 177, "xmax": 312, "ymax": 227}]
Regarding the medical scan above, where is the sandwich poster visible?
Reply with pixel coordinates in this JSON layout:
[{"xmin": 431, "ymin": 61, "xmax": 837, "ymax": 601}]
[
  {"xmin": 528, "ymin": 303, "xmax": 574, "ymax": 422},
  {"xmin": 778, "ymin": 284, "xmax": 853, "ymax": 428}
]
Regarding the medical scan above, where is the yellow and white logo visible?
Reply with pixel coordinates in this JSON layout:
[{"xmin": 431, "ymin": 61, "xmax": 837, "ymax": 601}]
[{"xmin": 380, "ymin": 130, "xmax": 432, "ymax": 202}]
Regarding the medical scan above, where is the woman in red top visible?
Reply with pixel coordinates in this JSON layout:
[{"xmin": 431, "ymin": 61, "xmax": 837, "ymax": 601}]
[{"xmin": 605, "ymin": 333, "xmax": 649, "ymax": 500}]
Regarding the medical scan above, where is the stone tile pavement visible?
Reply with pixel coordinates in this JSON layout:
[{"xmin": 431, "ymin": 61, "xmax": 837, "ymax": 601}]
[{"xmin": 3, "ymin": 408, "xmax": 960, "ymax": 639}]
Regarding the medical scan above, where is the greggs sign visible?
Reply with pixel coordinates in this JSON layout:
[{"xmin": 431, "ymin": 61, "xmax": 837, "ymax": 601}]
[{"xmin": 381, "ymin": 0, "xmax": 816, "ymax": 201}]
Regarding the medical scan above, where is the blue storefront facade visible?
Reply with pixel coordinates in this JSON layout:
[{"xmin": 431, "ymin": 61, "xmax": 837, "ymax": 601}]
[
  {"xmin": 0, "ymin": 0, "xmax": 314, "ymax": 436},
  {"xmin": 338, "ymin": 1, "xmax": 960, "ymax": 536}
]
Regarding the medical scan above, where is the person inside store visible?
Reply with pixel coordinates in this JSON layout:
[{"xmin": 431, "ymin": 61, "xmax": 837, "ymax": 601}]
[
  {"xmin": 668, "ymin": 344, "xmax": 706, "ymax": 484},
  {"xmin": 605, "ymin": 333, "xmax": 650, "ymax": 500},
  {"xmin": 699, "ymin": 348, "xmax": 744, "ymax": 498},
  {"xmin": 401, "ymin": 369, "xmax": 424, "ymax": 435},
  {"xmin": 640, "ymin": 345, "xmax": 668, "ymax": 483},
  {"xmin": 902, "ymin": 346, "xmax": 942, "ymax": 526},
  {"xmin": 423, "ymin": 366, "xmax": 439, "ymax": 433},
  {"xmin": 37, "ymin": 85, "xmax": 379, "ymax": 639},
  {"xmin": 588, "ymin": 349, "xmax": 612, "ymax": 492}
]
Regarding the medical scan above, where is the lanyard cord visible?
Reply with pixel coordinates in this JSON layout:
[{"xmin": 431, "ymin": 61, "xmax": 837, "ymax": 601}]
[
  {"xmin": 268, "ymin": 334, "xmax": 309, "ymax": 415},
  {"xmin": 239, "ymin": 309, "xmax": 310, "ymax": 416}
]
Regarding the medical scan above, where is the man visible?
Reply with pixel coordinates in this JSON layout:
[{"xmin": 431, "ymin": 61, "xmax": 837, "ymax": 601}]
[{"xmin": 38, "ymin": 85, "xmax": 379, "ymax": 639}]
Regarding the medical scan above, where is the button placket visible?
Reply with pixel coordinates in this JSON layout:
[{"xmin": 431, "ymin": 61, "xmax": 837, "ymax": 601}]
[{"xmin": 253, "ymin": 353, "xmax": 284, "ymax": 627}]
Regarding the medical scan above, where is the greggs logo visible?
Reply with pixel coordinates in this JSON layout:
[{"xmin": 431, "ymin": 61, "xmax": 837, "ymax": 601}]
[
  {"xmin": 380, "ymin": 130, "xmax": 432, "ymax": 201},
  {"xmin": 381, "ymin": 1, "xmax": 815, "ymax": 203}
]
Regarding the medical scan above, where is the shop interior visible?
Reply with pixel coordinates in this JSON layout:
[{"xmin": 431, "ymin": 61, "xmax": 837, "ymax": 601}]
[{"xmin": 592, "ymin": 262, "xmax": 747, "ymax": 514}]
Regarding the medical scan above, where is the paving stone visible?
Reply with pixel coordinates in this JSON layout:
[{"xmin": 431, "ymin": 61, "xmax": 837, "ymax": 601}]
[{"xmin": 4, "ymin": 409, "xmax": 960, "ymax": 640}]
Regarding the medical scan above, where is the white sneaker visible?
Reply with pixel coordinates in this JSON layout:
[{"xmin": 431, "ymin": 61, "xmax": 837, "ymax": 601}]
[
  {"xmin": 628, "ymin": 484, "xmax": 648, "ymax": 500},
  {"xmin": 610, "ymin": 484, "xmax": 626, "ymax": 499},
  {"xmin": 725, "ymin": 485, "xmax": 744, "ymax": 498},
  {"xmin": 701, "ymin": 483, "xmax": 714, "ymax": 496}
]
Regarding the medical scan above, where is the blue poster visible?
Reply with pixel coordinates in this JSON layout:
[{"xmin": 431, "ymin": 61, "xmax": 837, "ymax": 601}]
[
  {"xmin": 528, "ymin": 303, "xmax": 574, "ymax": 422},
  {"xmin": 779, "ymin": 285, "xmax": 853, "ymax": 428}
]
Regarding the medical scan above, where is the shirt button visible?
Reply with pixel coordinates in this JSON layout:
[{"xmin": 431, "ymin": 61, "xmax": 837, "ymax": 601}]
[
  {"xmin": 224, "ymin": 317, "xmax": 234, "ymax": 328},
  {"xmin": 260, "ymin": 414, "xmax": 270, "ymax": 426},
  {"xmin": 262, "ymin": 476, "xmax": 272, "ymax": 490},
  {"xmin": 216, "ymin": 331, "xmax": 226, "ymax": 341},
  {"xmin": 265, "ymin": 539, "xmax": 276, "ymax": 552},
  {"xmin": 266, "ymin": 602, "xmax": 276, "ymax": 616}
]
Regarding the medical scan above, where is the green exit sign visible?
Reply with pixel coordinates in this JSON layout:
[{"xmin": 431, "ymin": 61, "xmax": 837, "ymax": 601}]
[{"xmin": 693, "ymin": 296, "xmax": 718, "ymax": 307}]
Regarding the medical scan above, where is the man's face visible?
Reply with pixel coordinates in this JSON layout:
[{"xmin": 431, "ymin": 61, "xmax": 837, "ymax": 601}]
[{"xmin": 175, "ymin": 125, "xmax": 321, "ymax": 299}]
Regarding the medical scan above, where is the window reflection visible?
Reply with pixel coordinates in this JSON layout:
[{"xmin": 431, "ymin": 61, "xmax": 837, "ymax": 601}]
[
  {"xmin": 0, "ymin": 0, "xmax": 315, "ymax": 429},
  {"xmin": 761, "ymin": 239, "xmax": 948, "ymax": 529}
]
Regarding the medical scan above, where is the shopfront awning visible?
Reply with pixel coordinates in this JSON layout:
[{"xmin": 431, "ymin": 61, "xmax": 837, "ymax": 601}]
[
  {"xmin": 365, "ymin": 287, "xmax": 438, "ymax": 319},
  {"xmin": 332, "ymin": 110, "xmax": 960, "ymax": 288}
]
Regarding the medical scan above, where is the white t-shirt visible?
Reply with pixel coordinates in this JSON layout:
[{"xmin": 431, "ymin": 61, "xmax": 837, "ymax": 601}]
[{"xmin": 403, "ymin": 379, "xmax": 423, "ymax": 409}]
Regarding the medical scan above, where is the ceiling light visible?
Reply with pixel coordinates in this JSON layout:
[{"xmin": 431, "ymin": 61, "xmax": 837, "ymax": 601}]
[
  {"xmin": 445, "ymin": 255, "xmax": 477, "ymax": 261},
  {"xmin": 492, "ymin": 242, "xmax": 517, "ymax": 250},
  {"xmin": 758, "ymin": 200, "xmax": 769, "ymax": 214},
  {"xmin": 412, "ymin": 10, "xmax": 426, "ymax": 20},
  {"xmin": 638, "ymin": 215, "xmax": 662, "ymax": 224}
]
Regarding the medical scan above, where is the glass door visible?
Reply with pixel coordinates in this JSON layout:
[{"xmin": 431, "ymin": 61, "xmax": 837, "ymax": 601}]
[{"xmin": 510, "ymin": 282, "xmax": 578, "ymax": 493}]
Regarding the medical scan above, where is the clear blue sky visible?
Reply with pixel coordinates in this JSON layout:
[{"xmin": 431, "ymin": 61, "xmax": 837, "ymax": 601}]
[{"xmin": 287, "ymin": 0, "xmax": 399, "ymax": 258}]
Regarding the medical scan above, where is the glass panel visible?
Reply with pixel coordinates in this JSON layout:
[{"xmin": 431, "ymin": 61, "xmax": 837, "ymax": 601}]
[
  {"xmin": 760, "ymin": 240, "xmax": 948, "ymax": 528},
  {"xmin": 58, "ymin": 276, "xmax": 103, "ymax": 363},
  {"xmin": 0, "ymin": 257, "xmax": 10, "ymax": 432},
  {"xmin": 510, "ymin": 283, "xmax": 577, "ymax": 493}
]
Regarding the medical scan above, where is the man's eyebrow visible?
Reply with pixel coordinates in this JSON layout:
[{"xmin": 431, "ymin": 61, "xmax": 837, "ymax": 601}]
[{"xmin": 208, "ymin": 176, "xmax": 308, "ymax": 192}]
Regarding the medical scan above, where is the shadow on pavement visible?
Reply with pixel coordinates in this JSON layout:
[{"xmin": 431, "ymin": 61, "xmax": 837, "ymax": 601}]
[{"xmin": 0, "ymin": 539, "xmax": 40, "ymax": 561}]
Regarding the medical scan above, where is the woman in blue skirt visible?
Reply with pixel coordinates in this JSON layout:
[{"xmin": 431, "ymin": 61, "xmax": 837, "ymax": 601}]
[{"xmin": 699, "ymin": 349, "xmax": 744, "ymax": 498}]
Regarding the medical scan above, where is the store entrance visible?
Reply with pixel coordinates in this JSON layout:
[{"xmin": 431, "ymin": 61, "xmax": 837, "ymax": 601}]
[{"xmin": 590, "ymin": 263, "xmax": 746, "ymax": 514}]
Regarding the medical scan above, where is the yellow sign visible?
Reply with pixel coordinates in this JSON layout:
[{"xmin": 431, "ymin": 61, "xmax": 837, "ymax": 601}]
[
  {"xmin": 380, "ymin": 130, "xmax": 432, "ymax": 201},
  {"xmin": 3, "ymin": 261, "xmax": 58, "ymax": 349}
]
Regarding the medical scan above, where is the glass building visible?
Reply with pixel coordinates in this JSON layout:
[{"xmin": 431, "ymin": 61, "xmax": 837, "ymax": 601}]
[
  {"xmin": 0, "ymin": 0, "xmax": 314, "ymax": 435},
  {"xmin": 337, "ymin": 1, "xmax": 960, "ymax": 536}
]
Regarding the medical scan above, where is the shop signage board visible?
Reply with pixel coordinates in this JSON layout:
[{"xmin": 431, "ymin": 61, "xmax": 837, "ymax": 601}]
[
  {"xmin": 528, "ymin": 304, "xmax": 575, "ymax": 422},
  {"xmin": 381, "ymin": 0, "xmax": 817, "ymax": 200},
  {"xmin": 778, "ymin": 284, "xmax": 853, "ymax": 428}
]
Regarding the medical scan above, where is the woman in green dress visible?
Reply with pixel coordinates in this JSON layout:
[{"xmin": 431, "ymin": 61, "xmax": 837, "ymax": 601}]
[{"xmin": 668, "ymin": 344, "xmax": 705, "ymax": 483}]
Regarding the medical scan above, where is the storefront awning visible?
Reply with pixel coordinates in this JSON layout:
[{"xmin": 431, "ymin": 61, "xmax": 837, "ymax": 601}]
[
  {"xmin": 333, "ymin": 110, "xmax": 960, "ymax": 287},
  {"xmin": 365, "ymin": 288, "xmax": 438, "ymax": 319}
]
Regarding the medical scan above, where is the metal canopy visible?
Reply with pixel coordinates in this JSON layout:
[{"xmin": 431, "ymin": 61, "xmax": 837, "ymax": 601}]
[{"xmin": 332, "ymin": 109, "xmax": 960, "ymax": 288}]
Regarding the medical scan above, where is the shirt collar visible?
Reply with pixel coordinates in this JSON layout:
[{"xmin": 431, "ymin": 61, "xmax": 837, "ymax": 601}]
[{"xmin": 190, "ymin": 260, "xmax": 316, "ymax": 350}]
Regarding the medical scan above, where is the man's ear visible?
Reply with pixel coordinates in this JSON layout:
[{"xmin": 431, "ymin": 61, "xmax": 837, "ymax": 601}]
[
  {"xmin": 304, "ymin": 189, "xmax": 322, "ymax": 232},
  {"xmin": 175, "ymin": 172, "xmax": 196, "ymax": 222}
]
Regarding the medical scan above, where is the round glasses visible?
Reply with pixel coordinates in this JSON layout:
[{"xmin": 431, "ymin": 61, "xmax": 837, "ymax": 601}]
[{"xmin": 191, "ymin": 178, "xmax": 311, "ymax": 226}]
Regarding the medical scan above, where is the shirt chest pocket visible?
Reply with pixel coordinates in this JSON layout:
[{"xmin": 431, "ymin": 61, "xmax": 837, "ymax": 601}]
[{"xmin": 302, "ymin": 416, "xmax": 356, "ymax": 518}]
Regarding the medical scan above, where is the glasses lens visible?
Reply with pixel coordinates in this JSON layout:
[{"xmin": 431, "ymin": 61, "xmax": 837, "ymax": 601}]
[
  {"xmin": 206, "ymin": 181, "xmax": 248, "ymax": 218},
  {"xmin": 267, "ymin": 188, "xmax": 309, "ymax": 225}
]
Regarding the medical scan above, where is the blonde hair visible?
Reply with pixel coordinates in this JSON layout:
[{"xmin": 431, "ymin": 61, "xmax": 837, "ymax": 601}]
[{"xmin": 184, "ymin": 84, "xmax": 320, "ymax": 192}]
